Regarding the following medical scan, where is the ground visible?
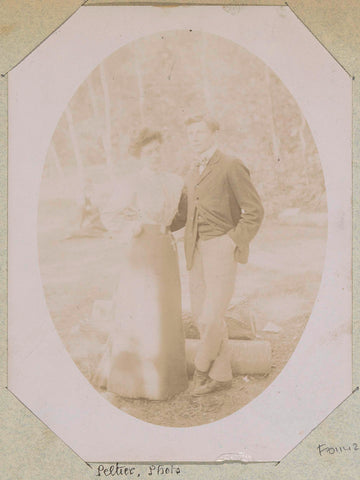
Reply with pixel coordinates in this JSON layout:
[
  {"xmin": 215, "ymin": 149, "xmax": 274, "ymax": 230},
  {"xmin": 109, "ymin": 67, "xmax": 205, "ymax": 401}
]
[{"xmin": 38, "ymin": 198, "xmax": 327, "ymax": 427}]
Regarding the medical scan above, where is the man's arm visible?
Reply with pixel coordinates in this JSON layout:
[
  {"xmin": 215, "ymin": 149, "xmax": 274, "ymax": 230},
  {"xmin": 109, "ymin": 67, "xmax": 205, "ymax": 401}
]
[
  {"xmin": 170, "ymin": 188, "xmax": 188, "ymax": 232},
  {"xmin": 226, "ymin": 160, "xmax": 264, "ymax": 251}
]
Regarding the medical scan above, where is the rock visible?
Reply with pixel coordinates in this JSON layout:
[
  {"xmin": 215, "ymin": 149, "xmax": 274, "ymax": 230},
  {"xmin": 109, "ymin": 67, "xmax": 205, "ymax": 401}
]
[{"xmin": 262, "ymin": 322, "xmax": 282, "ymax": 333}]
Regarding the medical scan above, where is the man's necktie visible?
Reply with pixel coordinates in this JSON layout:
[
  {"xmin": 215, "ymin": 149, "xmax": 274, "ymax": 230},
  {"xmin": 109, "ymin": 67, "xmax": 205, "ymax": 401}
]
[{"xmin": 196, "ymin": 157, "xmax": 208, "ymax": 175}]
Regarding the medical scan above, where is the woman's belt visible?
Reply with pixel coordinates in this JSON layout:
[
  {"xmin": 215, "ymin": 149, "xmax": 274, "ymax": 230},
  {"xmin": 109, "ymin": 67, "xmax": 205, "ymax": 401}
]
[{"xmin": 142, "ymin": 224, "xmax": 170, "ymax": 234}]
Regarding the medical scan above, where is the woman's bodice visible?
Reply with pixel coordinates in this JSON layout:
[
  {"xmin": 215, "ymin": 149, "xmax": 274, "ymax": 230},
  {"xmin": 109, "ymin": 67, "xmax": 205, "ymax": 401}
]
[{"xmin": 101, "ymin": 168, "xmax": 183, "ymax": 233}]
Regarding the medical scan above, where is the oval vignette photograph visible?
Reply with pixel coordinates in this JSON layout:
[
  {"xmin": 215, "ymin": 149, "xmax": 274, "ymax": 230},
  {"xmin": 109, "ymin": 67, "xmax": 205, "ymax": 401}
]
[{"xmin": 37, "ymin": 30, "xmax": 327, "ymax": 427}]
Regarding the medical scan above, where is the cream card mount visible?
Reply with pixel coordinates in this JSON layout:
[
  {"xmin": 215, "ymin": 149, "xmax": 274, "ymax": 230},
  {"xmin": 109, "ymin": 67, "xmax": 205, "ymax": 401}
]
[{"xmin": 8, "ymin": 5, "xmax": 351, "ymax": 462}]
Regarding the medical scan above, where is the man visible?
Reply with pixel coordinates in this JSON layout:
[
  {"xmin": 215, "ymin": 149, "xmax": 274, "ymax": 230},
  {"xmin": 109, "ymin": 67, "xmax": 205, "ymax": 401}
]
[{"xmin": 171, "ymin": 114, "xmax": 264, "ymax": 395}]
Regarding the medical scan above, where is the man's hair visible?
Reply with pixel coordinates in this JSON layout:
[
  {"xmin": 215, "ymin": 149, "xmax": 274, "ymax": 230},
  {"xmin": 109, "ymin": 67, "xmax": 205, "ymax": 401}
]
[
  {"xmin": 185, "ymin": 114, "xmax": 220, "ymax": 133},
  {"xmin": 128, "ymin": 128, "xmax": 163, "ymax": 157}
]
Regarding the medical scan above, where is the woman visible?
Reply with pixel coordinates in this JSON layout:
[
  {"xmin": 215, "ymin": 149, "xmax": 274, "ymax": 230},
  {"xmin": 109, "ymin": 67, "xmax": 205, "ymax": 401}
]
[{"xmin": 93, "ymin": 128, "xmax": 188, "ymax": 400}]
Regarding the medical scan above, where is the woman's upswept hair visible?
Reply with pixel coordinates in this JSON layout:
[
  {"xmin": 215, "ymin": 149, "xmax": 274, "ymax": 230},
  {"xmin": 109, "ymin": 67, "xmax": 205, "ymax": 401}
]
[
  {"xmin": 185, "ymin": 114, "xmax": 220, "ymax": 132},
  {"xmin": 129, "ymin": 128, "xmax": 163, "ymax": 157}
]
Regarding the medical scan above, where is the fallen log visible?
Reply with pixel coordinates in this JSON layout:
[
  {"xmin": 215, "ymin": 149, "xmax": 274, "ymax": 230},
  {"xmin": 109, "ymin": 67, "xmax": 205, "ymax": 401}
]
[{"xmin": 185, "ymin": 338, "xmax": 272, "ymax": 376}]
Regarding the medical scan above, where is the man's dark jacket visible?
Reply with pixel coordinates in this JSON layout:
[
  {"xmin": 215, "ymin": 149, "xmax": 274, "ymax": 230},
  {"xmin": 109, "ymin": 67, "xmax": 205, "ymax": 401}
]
[{"xmin": 171, "ymin": 149, "xmax": 264, "ymax": 270}]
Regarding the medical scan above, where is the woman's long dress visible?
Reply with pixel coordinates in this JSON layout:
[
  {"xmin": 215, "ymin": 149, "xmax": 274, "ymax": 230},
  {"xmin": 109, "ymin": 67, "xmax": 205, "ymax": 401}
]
[{"xmin": 93, "ymin": 168, "xmax": 188, "ymax": 400}]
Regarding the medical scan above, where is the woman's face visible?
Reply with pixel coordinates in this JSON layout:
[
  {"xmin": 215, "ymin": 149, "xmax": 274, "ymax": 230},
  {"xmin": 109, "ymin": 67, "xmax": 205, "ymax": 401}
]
[{"xmin": 140, "ymin": 139, "xmax": 162, "ymax": 171}]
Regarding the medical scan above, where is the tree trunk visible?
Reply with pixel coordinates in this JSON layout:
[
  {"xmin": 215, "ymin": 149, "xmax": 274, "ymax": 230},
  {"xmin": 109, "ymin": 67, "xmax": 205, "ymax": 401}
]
[
  {"xmin": 201, "ymin": 33, "xmax": 212, "ymax": 113},
  {"xmin": 87, "ymin": 75, "xmax": 112, "ymax": 173},
  {"xmin": 299, "ymin": 112, "xmax": 309, "ymax": 185},
  {"xmin": 87, "ymin": 75, "xmax": 98, "ymax": 115},
  {"xmin": 65, "ymin": 105, "xmax": 85, "ymax": 204},
  {"xmin": 50, "ymin": 141, "xmax": 64, "ymax": 179},
  {"xmin": 265, "ymin": 66, "xmax": 281, "ymax": 161},
  {"xmin": 133, "ymin": 43, "xmax": 145, "ymax": 123},
  {"xmin": 99, "ymin": 63, "xmax": 113, "ymax": 175}
]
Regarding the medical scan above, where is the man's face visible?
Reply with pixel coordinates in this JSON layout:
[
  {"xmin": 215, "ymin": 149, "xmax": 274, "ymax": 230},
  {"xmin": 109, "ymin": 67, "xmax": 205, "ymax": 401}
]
[{"xmin": 186, "ymin": 121, "xmax": 215, "ymax": 154}]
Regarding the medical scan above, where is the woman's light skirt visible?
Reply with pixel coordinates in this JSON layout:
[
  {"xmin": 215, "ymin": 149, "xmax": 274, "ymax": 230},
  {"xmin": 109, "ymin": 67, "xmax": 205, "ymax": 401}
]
[{"xmin": 94, "ymin": 225, "xmax": 188, "ymax": 400}]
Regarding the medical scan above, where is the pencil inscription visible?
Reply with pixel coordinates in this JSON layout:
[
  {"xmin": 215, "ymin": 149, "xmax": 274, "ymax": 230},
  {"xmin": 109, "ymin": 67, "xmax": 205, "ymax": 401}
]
[
  {"xmin": 317, "ymin": 443, "xmax": 359, "ymax": 456},
  {"xmin": 96, "ymin": 464, "xmax": 182, "ymax": 477}
]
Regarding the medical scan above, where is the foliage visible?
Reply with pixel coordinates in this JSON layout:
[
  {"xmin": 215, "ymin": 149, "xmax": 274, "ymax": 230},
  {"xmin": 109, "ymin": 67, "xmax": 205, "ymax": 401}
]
[{"xmin": 44, "ymin": 30, "xmax": 326, "ymax": 216}]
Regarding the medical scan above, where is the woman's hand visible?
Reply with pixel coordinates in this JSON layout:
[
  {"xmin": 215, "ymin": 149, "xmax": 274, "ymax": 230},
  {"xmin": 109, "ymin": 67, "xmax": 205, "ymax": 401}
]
[{"xmin": 132, "ymin": 222, "xmax": 143, "ymax": 238}]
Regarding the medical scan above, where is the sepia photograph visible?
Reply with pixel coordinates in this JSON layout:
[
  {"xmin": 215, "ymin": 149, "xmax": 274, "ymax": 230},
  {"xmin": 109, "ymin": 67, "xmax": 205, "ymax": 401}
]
[
  {"xmin": 37, "ymin": 29, "xmax": 328, "ymax": 427},
  {"xmin": 7, "ymin": 5, "xmax": 352, "ymax": 462}
]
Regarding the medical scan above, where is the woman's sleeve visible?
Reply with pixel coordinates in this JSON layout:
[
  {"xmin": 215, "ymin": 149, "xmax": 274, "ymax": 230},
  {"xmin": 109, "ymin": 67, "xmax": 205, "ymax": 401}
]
[{"xmin": 170, "ymin": 185, "xmax": 188, "ymax": 232}]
